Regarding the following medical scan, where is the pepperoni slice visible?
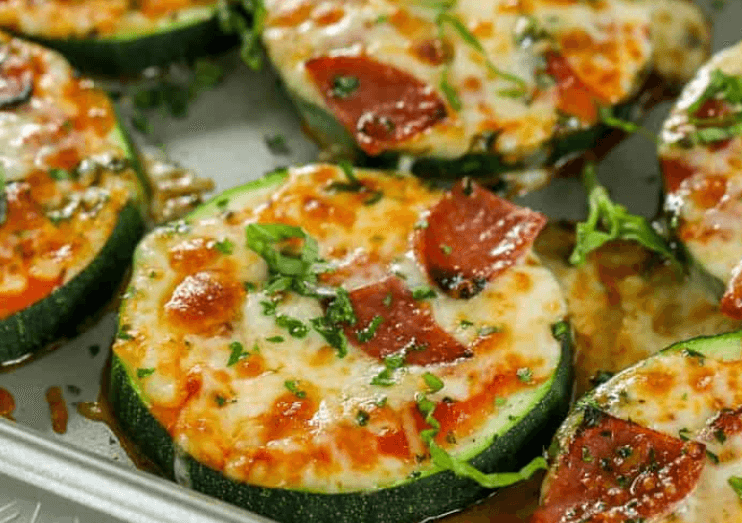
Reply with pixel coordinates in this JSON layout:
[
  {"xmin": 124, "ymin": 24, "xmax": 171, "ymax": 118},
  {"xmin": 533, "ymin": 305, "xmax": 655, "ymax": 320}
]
[
  {"xmin": 661, "ymin": 157, "xmax": 698, "ymax": 194},
  {"xmin": 721, "ymin": 261, "xmax": 742, "ymax": 320},
  {"xmin": 532, "ymin": 408, "xmax": 706, "ymax": 523},
  {"xmin": 304, "ymin": 56, "xmax": 447, "ymax": 155},
  {"xmin": 417, "ymin": 179, "xmax": 546, "ymax": 299},
  {"xmin": 0, "ymin": 49, "xmax": 34, "ymax": 110},
  {"xmin": 345, "ymin": 276, "xmax": 471, "ymax": 366},
  {"xmin": 544, "ymin": 51, "xmax": 606, "ymax": 124}
]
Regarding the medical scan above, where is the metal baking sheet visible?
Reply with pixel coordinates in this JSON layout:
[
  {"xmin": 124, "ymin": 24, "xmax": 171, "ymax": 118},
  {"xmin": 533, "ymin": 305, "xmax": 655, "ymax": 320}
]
[{"xmin": 1, "ymin": 2, "xmax": 741, "ymax": 520}]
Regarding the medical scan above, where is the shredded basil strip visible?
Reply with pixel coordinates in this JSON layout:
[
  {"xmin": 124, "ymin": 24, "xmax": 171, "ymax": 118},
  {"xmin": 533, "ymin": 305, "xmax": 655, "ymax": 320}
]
[
  {"xmin": 218, "ymin": 0, "xmax": 266, "ymax": 70},
  {"xmin": 0, "ymin": 164, "xmax": 6, "ymax": 226},
  {"xmin": 598, "ymin": 107, "xmax": 658, "ymax": 143},
  {"xmin": 417, "ymin": 393, "xmax": 547, "ymax": 487},
  {"xmin": 439, "ymin": 69, "xmax": 462, "ymax": 111},
  {"xmin": 570, "ymin": 163, "xmax": 680, "ymax": 271}
]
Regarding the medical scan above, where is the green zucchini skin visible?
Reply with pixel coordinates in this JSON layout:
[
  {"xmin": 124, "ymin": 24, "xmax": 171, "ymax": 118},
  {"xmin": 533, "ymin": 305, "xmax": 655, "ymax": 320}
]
[
  {"xmin": 289, "ymin": 90, "xmax": 640, "ymax": 184},
  {"xmin": 14, "ymin": 12, "xmax": 234, "ymax": 76},
  {"xmin": 109, "ymin": 322, "xmax": 572, "ymax": 523},
  {"xmin": 0, "ymin": 203, "xmax": 144, "ymax": 364}
]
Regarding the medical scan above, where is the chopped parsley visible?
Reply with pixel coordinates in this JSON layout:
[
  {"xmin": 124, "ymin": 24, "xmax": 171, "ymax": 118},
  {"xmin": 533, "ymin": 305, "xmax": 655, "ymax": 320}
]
[
  {"xmin": 215, "ymin": 395, "xmax": 227, "ymax": 407},
  {"xmin": 439, "ymin": 69, "xmax": 461, "ymax": 111},
  {"xmin": 598, "ymin": 107, "xmax": 658, "ymax": 143},
  {"xmin": 423, "ymin": 372, "xmax": 444, "ymax": 393},
  {"xmin": 729, "ymin": 476, "xmax": 742, "ymax": 499},
  {"xmin": 218, "ymin": 0, "xmax": 266, "ymax": 70},
  {"xmin": 678, "ymin": 427, "xmax": 692, "ymax": 441},
  {"xmin": 707, "ymin": 450, "xmax": 720, "ymax": 464},
  {"xmin": 459, "ymin": 319, "xmax": 474, "ymax": 329},
  {"xmin": 264, "ymin": 134, "xmax": 290, "ymax": 155},
  {"xmin": 683, "ymin": 69, "xmax": 742, "ymax": 145},
  {"xmin": 494, "ymin": 397, "xmax": 507, "ymax": 407},
  {"xmin": 516, "ymin": 367, "xmax": 533, "ymax": 383},
  {"xmin": 275, "ymin": 315, "xmax": 309, "ymax": 338},
  {"xmin": 266, "ymin": 336, "xmax": 284, "ymax": 343},
  {"xmin": 570, "ymin": 163, "xmax": 680, "ymax": 271},
  {"xmin": 356, "ymin": 409, "xmax": 370, "ymax": 426},
  {"xmin": 227, "ymin": 341, "xmax": 249, "ymax": 366},
  {"xmin": 477, "ymin": 325, "xmax": 501, "ymax": 337},
  {"xmin": 328, "ymin": 160, "xmax": 363, "ymax": 192},
  {"xmin": 49, "ymin": 168, "xmax": 72, "ymax": 180},
  {"xmin": 260, "ymin": 300, "xmax": 277, "ymax": 316},
  {"xmin": 363, "ymin": 190, "xmax": 384, "ymax": 205},
  {"xmin": 440, "ymin": 244, "xmax": 453, "ymax": 255},
  {"xmin": 371, "ymin": 354, "xmax": 406, "ymax": 386},
  {"xmin": 356, "ymin": 315, "xmax": 384, "ymax": 342},
  {"xmin": 214, "ymin": 238, "xmax": 234, "ymax": 254},
  {"xmin": 382, "ymin": 293, "xmax": 393, "ymax": 307},
  {"xmin": 581, "ymin": 446, "xmax": 593, "ymax": 462},
  {"xmin": 411, "ymin": 286, "xmax": 437, "ymax": 300},
  {"xmin": 331, "ymin": 75, "xmax": 361, "ymax": 98},
  {"xmin": 284, "ymin": 380, "xmax": 306, "ymax": 398},
  {"xmin": 137, "ymin": 368, "xmax": 155, "ymax": 379},
  {"xmin": 117, "ymin": 325, "xmax": 134, "ymax": 340}
]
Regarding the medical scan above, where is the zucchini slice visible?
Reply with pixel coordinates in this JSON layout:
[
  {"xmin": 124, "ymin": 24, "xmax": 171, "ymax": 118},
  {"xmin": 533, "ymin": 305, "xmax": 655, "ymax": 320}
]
[
  {"xmin": 261, "ymin": 0, "xmax": 709, "ymax": 177},
  {"xmin": 0, "ymin": 34, "xmax": 145, "ymax": 363},
  {"xmin": 659, "ymin": 41, "xmax": 742, "ymax": 319},
  {"xmin": 534, "ymin": 330, "xmax": 742, "ymax": 523},
  {"xmin": 0, "ymin": 3, "xmax": 228, "ymax": 75},
  {"xmin": 111, "ymin": 165, "xmax": 572, "ymax": 523}
]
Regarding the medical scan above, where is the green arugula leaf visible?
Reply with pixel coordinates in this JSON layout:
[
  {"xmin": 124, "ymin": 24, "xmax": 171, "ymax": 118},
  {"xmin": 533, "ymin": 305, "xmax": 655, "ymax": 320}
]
[{"xmin": 570, "ymin": 163, "xmax": 680, "ymax": 271}]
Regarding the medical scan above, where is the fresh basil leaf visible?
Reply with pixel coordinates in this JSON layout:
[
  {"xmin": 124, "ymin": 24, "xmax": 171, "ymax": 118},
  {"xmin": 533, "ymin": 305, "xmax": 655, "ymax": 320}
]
[{"xmin": 570, "ymin": 163, "xmax": 680, "ymax": 271}]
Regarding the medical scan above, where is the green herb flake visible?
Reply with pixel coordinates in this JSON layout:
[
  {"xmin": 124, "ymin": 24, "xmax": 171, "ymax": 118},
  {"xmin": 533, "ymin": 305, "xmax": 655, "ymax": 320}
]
[
  {"xmin": 356, "ymin": 409, "xmax": 370, "ymax": 426},
  {"xmin": 570, "ymin": 163, "xmax": 680, "ymax": 271},
  {"xmin": 707, "ymin": 450, "xmax": 720, "ymax": 464},
  {"xmin": 215, "ymin": 395, "xmax": 227, "ymax": 407},
  {"xmin": 243, "ymin": 281, "xmax": 257, "ymax": 292},
  {"xmin": 414, "ymin": 219, "xmax": 429, "ymax": 230},
  {"xmin": 266, "ymin": 336, "xmax": 284, "ymax": 343},
  {"xmin": 117, "ymin": 325, "xmax": 134, "ymax": 340},
  {"xmin": 264, "ymin": 133, "xmax": 290, "ymax": 155},
  {"xmin": 728, "ymin": 476, "xmax": 742, "ymax": 499},
  {"xmin": 214, "ymin": 238, "xmax": 234, "ymax": 254},
  {"xmin": 356, "ymin": 315, "xmax": 384, "ymax": 343},
  {"xmin": 439, "ymin": 69, "xmax": 461, "ymax": 111},
  {"xmin": 227, "ymin": 341, "xmax": 249, "ymax": 366},
  {"xmin": 494, "ymin": 397, "xmax": 507, "ymax": 407},
  {"xmin": 423, "ymin": 372, "xmax": 444, "ymax": 393},
  {"xmin": 715, "ymin": 429, "xmax": 727, "ymax": 444},
  {"xmin": 363, "ymin": 190, "xmax": 384, "ymax": 205},
  {"xmin": 581, "ymin": 446, "xmax": 593, "ymax": 462},
  {"xmin": 516, "ymin": 367, "xmax": 533, "ymax": 383},
  {"xmin": 260, "ymin": 300, "xmax": 277, "ymax": 316},
  {"xmin": 371, "ymin": 354, "xmax": 406, "ymax": 386},
  {"xmin": 276, "ymin": 315, "xmax": 309, "ymax": 338},
  {"xmin": 137, "ymin": 368, "xmax": 155, "ymax": 379},
  {"xmin": 460, "ymin": 319, "xmax": 474, "ymax": 329},
  {"xmin": 284, "ymin": 380, "xmax": 306, "ymax": 398},
  {"xmin": 382, "ymin": 293, "xmax": 393, "ymax": 307},
  {"xmin": 440, "ymin": 244, "xmax": 453, "ymax": 255},
  {"xmin": 411, "ymin": 286, "xmax": 437, "ymax": 300},
  {"xmin": 678, "ymin": 428, "xmax": 692, "ymax": 441},
  {"xmin": 49, "ymin": 168, "xmax": 72, "ymax": 181},
  {"xmin": 331, "ymin": 75, "xmax": 360, "ymax": 99},
  {"xmin": 598, "ymin": 107, "xmax": 657, "ymax": 143}
]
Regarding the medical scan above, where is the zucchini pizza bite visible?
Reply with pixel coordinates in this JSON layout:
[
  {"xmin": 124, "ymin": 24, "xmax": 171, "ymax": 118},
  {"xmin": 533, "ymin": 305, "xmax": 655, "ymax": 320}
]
[
  {"xmin": 0, "ymin": 33, "xmax": 145, "ymax": 364},
  {"xmin": 261, "ymin": 0, "xmax": 709, "ymax": 180},
  {"xmin": 111, "ymin": 164, "xmax": 572, "ymax": 523},
  {"xmin": 660, "ymin": 41, "xmax": 742, "ymax": 321},
  {"xmin": 533, "ymin": 330, "xmax": 742, "ymax": 523},
  {"xmin": 0, "ymin": 0, "xmax": 226, "ymax": 75}
]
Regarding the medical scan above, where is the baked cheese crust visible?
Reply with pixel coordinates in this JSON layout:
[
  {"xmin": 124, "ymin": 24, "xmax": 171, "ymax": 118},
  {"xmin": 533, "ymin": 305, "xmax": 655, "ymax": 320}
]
[
  {"xmin": 114, "ymin": 165, "xmax": 567, "ymax": 492},
  {"xmin": 262, "ymin": 0, "xmax": 708, "ymax": 162},
  {"xmin": 0, "ymin": 33, "xmax": 141, "ymax": 318},
  {"xmin": 0, "ymin": 1, "xmax": 218, "ymax": 40}
]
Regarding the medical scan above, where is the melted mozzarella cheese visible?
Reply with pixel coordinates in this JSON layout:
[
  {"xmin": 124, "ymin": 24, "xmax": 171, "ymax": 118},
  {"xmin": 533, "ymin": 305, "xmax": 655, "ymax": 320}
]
[
  {"xmin": 535, "ymin": 224, "xmax": 742, "ymax": 394},
  {"xmin": 591, "ymin": 352, "xmax": 742, "ymax": 523},
  {"xmin": 263, "ymin": 0, "xmax": 708, "ymax": 162},
  {"xmin": 0, "ymin": 2, "xmax": 217, "ymax": 39},
  {"xmin": 660, "ymin": 41, "xmax": 742, "ymax": 286},
  {"xmin": 0, "ymin": 35, "xmax": 141, "ymax": 317},
  {"xmin": 115, "ymin": 164, "xmax": 568, "ymax": 491}
]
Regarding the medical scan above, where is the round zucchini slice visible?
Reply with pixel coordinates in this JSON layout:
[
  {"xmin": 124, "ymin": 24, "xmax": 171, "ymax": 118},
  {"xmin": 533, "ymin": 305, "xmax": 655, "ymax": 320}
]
[
  {"xmin": 659, "ymin": 41, "xmax": 742, "ymax": 319},
  {"xmin": 261, "ymin": 0, "xmax": 709, "ymax": 179},
  {"xmin": 111, "ymin": 164, "xmax": 572, "ymax": 523},
  {"xmin": 533, "ymin": 330, "xmax": 742, "ymax": 523},
  {"xmin": 0, "ymin": 34, "xmax": 146, "ymax": 363},
  {"xmin": 0, "ymin": 3, "xmax": 228, "ymax": 75}
]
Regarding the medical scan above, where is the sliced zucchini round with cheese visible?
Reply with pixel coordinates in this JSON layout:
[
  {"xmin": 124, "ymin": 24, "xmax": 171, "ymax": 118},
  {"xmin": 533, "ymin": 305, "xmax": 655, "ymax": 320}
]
[
  {"xmin": 0, "ymin": 34, "xmax": 145, "ymax": 364},
  {"xmin": 660, "ymin": 41, "xmax": 742, "ymax": 320},
  {"xmin": 533, "ymin": 330, "xmax": 742, "ymax": 523},
  {"xmin": 261, "ymin": 0, "xmax": 709, "ymax": 179},
  {"xmin": 111, "ymin": 164, "xmax": 572, "ymax": 523},
  {"xmin": 0, "ymin": 2, "xmax": 228, "ymax": 75}
]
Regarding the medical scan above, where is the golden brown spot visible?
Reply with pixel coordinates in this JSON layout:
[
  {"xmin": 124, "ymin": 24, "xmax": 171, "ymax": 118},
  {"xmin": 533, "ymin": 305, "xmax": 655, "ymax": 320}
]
[
  {"xmin": 471, "ymin": 21, "xmax": 494, "ymax": 39},
  {"xmin": 164, "ymin": 271, "xmax": 245, "ymax": 335},
  {"xmin": 389, "ymin": 8, "xmax": 429, "ymax": 37},
  {"xmin": 463, "ymin": 76, "xmax": 483, "ymax": 92},
  {"xmin": 269, "ymin": 2, "xmax": 313, "ymax": 27},
  {"xmin": 412, "ymin": 38, "xmax": 453, "ymax": 65},
  {"xmin": 689, "ymin": 175, "xmax": 727, "ymax": 210},
  {"xmin": 168, "ymin": 237, "xmax": 219, "ymax": 273},
  {"xmin": 513, "ymin": 271, "xmax": 532, "ymax": 292},
  {"xmin": 309, "ymin": 345, "xmax": 337, "ymax": 367},
  {"xmin": 314, "ymin": 6, "xmax": 344, "ymax": 26},
  {"xmin": 236, "ymin": 354, "xmax": 267, "ymax": 378},
  {"xmin": 262, "ymin": 392, "xmax": 317, "ymax": 442}
]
